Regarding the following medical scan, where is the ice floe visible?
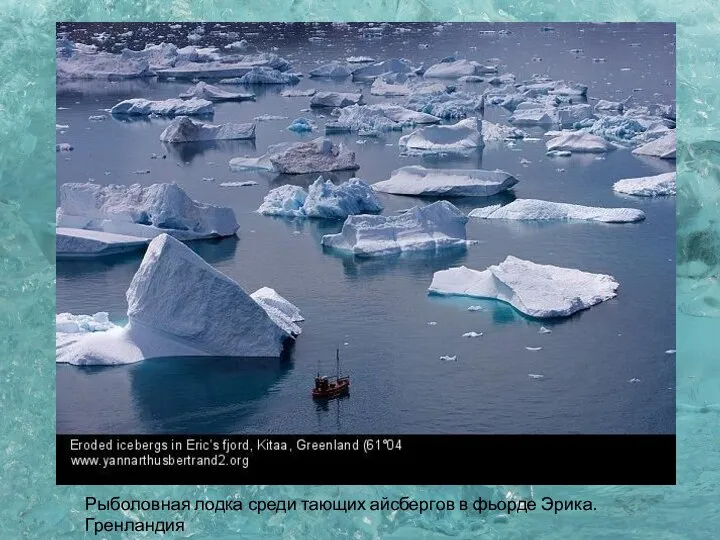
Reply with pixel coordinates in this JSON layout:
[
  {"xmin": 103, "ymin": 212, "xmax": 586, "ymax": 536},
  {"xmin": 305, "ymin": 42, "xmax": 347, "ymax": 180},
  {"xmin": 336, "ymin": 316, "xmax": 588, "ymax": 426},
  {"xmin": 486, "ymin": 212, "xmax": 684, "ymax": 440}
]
[
  {"xmin": 321, "ymin": 200, "xmax": 469, "ymax": 257},
  {"xmin": 468, "ymin": 199, "xmax": 645, "ymax": 223},
  {"xmin": 234, "ymin": 67, "xmax": 300, "ymax": 85},
  {"xmin": 594, "ymin": 99, "xmax": 624, "ymax": 112},
  {"xmin": 509, "ymin": 103, "xmax": 559, "ymax": 126},
  {"xmin": 398, "ymin": 117, "xmax": 483, "ymax": 155},
  {"xmin": 309, "ymin": 62, "xmax": 354, "ymax": 78},
  {"xmin": 372, "ymin": 165, "xmax": 518, "ymax": 197},
  {"xmin": 612, "ymin": 172, "xmax": 676, "ymax": 197},
  {"xmin": 405, "ymin": 89, "xmax": 484, "ymax": 119},
  {"xmin": 287, "ymin": 118, "xmax": 314, "ymax": 132},
  {"xmin": 281, "ymin": 88, "xmax": 316, "ymax": 97},
  {"xmin": 57, "ymin": 41, "xmax": 154, "ymax": 80},
  {"xmin": 56, "ymin": 228, "xmax": 150, "ymax": 258},
  {"xmin": 631, "ymin": 131, "xmax": 676, "ymax": 159},
  {"xmin": 56, "ymin": 312, "xmax": 118, "ymax": 334},
  {"xmin": 351, "ymin": 58, "xmax": 414, "ymax": 81},
  {"xmin": 110, "ymin": 98, "xmax": 214, "ymax": 116},
  {"xmin": 310, "ymin": 92, "xmax": 363, "ymax": 108},
  {"xmin": 326, "ymin": 104, "xmax": 439, "ymax": 135},
  {"xmin": 179, "ymin": 81, "xmax": 255, "ymax": 101},
  {"xmin": 155, "ymin": 52, "xmax": 291, "ymax": 79},
  {"xmin": 546, "ymin": 131, "xmax": 616, "ymax": 153},
  {"xmin": 56, "ymin": 234, "xmax": 301, "ymax": 365},
  {"xmin": 557, "ymin": 104, "xmax": 594, "ymax": 127},
  {"xmin": 159, "ymin": 116, "xmax": 255, "ymax": 142},
  {"xmin": 428, "ymin": 256, "xmax": 619, "ymax": 318},
  {"xmin": 424, "ymin": 59, "xmax": 497, "ymax": 78},
  {"xmin": 56, "ymin": 143, "xmax": 73, "ymax": 152},
  {"xmin": 481, "ymin": 120, "xmax": 528, "ymax": 141},
  {"xmin": 257, "ymin": 177, "xmax": 383, "ymax": 219},
  {"xmin": 56, "ymin": 182, "xmax": 239, "ymax": 241},
  {"xmin": 230, "ymin": 138, "xmax": 358, "ymax": 174}
]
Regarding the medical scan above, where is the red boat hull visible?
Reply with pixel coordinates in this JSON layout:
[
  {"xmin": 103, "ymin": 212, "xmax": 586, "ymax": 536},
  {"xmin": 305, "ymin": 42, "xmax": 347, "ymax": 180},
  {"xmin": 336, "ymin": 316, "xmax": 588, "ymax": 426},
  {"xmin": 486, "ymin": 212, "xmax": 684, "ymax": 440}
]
[{"xmin": 312, "ymin": 378, "xmax": 350, "ymax": 399}]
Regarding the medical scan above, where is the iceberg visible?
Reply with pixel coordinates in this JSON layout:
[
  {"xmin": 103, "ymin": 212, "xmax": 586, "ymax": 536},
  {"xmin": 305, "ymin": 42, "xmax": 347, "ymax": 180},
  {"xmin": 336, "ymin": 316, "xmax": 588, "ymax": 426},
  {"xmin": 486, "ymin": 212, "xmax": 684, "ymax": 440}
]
[
  {"xmin": 612, "ymin": 172, "xmax": 676, "ymax": 196},
  {"xmin": 351, "ymin": 58, "xmax": 414, "ymax": 81},
  {"xmin": 428, "ymin": 256, "xmax": 619, "ymax": 318},
  {"xmin": 56, "ymin": 182, "xmax": 239, "ymax": 240},
  {"xmin": 310, "ymin": 92, "xmax": 363, "ymax": 108},
  {"xmin": 595, "ymin": 99, "xmax": 624, "ymax": 112},
  {"xmin": 236, "ymin": 67, "xmax": 300, "ymax": 85},
  {"xmin": 405, "ymin": 89, "xmax": 484, "ymax": 119},
  {"xmin": 557, "ymin": 104, "xmax": 594, "ymax": 127},
  {"xmin": 370, "ymin": 78, "xmax": 412, "ymax": 96},
  {"xmin": 321, "ymin": 200, "xmax": 469, "ymax": 257},
  {"xmin": 110, "ymin": 98, "xmax": 214, "ymax": 116},
  {"xmin": 257, "ymin": 177, "xmax": 383, "ymax": 219},
  {"xmin": 398, "ymin": 117, "xmax": 483, "ymax": 155},
  {"xmin": 468, "ymin": 199, "xmax": 646, "ymax": 223},
  {"xmin": 424, "ymin": 59, "xmax": 497, "ymax": 78},
  {"xmin": 179, "ymin": 81, "xmax": 255, "ymax": 101},
  {"xmin": 225, "ymin": 40, "xmax": 249, "ymax": 52},
  {"xmin": 56, "ymin": 312, "xmax": 118, "ymax": 335},
  {"xmin": 373, "ymin": 165, "xmax": 518, "ymax": 197},
  {"xmin": 347, "ymin": 56, "xmax": 375, "ymax": 63},
  {"xmin": 57, "ymin": 47, "xmax": 154, "ymax": 80},
  {"xmin": 631, "ymin": 131, "xmax": 676, "ymax": 159},
  {"xmin": 56, "ymin": 143, "xmax": 73, "ymax": 152},
  {"xmin": 546, "ymin": 131, "xmax": 616, "ymax": 153},
  {"xmin": 281, "ymin": 88, "xmax": 316, "ymax": 97},
  {"xmin": 308, "ymin": 62, "xmax": 354, "ymax": 78},
  {"xmin": 482, "ymin": 120, "xmax": 528, "ymax": 141},
  {"xmin": 159, "ymin": 116, "xmax": 255, "ymax": 142},
  {"xmin": 232, "ymin": 138, "xmax": 358, "ymax": 174},
  {"xmin": 56, "ymin": 228, "xmax": 150, "ymax": 258},
  {"xmin": 56, "ymin": 234, "xmax": 302, "ymax": 365},
  {"xmin": 509, "ymin": 104, "xmax": 559, "ymax": 126},
  {"xmin": 287, "ymin": 118, "xmax": 314, "ymax": 132},
  {"xmin": 583, "ymin": 116, "xmax": 648, "ymax": 144},
  {"xmin": 326, "ymin": 104, "xmax": 440, "ymax": 135},
  {"xmin": 155, "ymin": 52, "xmax": 291, "ymax": 79},
  {"xmin": 120, "ymin": 43, "xmax": 180, "ymax": 70}
]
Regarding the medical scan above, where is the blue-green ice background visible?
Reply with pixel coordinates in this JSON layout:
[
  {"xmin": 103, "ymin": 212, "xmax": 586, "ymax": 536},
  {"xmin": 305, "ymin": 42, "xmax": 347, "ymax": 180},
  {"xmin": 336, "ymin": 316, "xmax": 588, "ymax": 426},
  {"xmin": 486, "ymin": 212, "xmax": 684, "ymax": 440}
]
[{"xmin": 1, "ymin": 0, "xmax": 716, "ymax": 537}]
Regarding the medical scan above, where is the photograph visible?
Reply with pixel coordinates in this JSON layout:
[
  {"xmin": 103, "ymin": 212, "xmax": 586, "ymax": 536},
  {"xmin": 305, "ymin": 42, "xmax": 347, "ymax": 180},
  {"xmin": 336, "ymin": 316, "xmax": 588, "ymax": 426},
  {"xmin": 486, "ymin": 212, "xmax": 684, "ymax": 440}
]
[{"xmin": 55, "ymin": 21, "xmax": 676, "ymax": 436}]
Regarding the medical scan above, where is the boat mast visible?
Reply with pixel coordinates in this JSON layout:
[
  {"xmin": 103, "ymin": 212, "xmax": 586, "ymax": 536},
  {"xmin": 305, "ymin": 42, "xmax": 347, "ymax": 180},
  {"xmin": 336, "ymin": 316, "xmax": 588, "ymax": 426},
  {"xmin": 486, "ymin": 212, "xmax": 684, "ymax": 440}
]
[{"xmin": 336, "ymin": 348, "xmax": 340, "ymax": 379}]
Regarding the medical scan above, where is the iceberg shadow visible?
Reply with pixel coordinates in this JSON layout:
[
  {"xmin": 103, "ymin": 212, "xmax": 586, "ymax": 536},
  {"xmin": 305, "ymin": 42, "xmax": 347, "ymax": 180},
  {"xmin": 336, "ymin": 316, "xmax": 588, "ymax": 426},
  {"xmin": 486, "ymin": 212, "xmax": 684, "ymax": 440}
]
[
  {"xmin": 56, "ymin": 77, "xmax": 157, "ymax": 98},
  {"xmin": 163, "ymin": 139, "xmax": 256, "ymax": 163}
]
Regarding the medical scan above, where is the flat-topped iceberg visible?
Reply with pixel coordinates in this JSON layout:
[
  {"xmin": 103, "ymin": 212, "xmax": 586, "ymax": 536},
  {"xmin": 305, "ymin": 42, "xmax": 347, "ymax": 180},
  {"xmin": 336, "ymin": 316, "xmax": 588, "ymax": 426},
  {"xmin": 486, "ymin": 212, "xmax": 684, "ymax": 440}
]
[
  {"xmin": 546, "ymin": 131, "xmax": 615, "ymax": 153},
  {"xmin": 373, "ymin": 166, "xmax": 518, "ymax": 197},
  {"xmin": 56, "ymin": 228, "xmax": 150, "ymax": 258},
  {"xmin": 468, "ymin": 199, "xmax": 645, "ymax": 223},
  {"xmin": 482, "ymin": 120, "xmax": 527, "ymax": 141},
  {"xmin": 258, "ymin": 177, "xmax": 383, "ymax": 219},
  {"xmin": 558, "ymin": 104, "xmax": 594, "ymax": 127},
  {"xmin": 595, "ymin": 99, "xmax": 624, "ymax": 112},
  {"xmin": 631, "ymin": 131, "xmax": 676, "ymax": 159},
  {"xmin": 509, "ymin": 103, "xmax": 559, "ymax": 126},
  {"xmin": 179, "ymin": 81, "xmax": 255, "ymax": 101},
  {"xmin": 236, "ymin": 67, "xmax": 300, "ymax": 85},
  {"xmin": 321, "ymin": 200, "xmax": 468, "ymax": 257},
  {"xmin": 120, "ymin": 43, "xmax": 183, "ymax": 70},
  {"xmin": 159, "ymin": 116, "xmax": 255, "ymax": 142},
  {"xmin": 398, "ymin": 117, "xmax": 483, "ymax": 155},
  {"xmin": 424, "ymin": 59, "xmax": 497, "ymax": 78},
  {"xmin": 612, "ymin": 172, "xmax": 676, "ymax": 196},
  {"xmin": 155, "ymin": 52, "xmax": 291, "ymax": 79},
  {"xmin": 56, "ymin": 234, "xmax": 302, "ymax": 365},
  {"xmin": 309, "ymin": 62, "xmax": 354, "ymax": 78},
  {"xmin": 56, "ymin": 182, "xmax": 239, "ymax": 240},
  {"xmin": 310, "ymin": 92, "xmax": 363, "ymax": 108},
  {"xmin": 230, "ymin": 138, "xmax": 358, "ymax": 174},
  {"xmin": 351, "ymin": 58, "xmax": 414, "ymax": 81},
  {"xmin": 57, "ymin": 43, "xmax": 154, "ymax": 80},
  {"xmin": 110, "ymin": 98, "xmax": 214, "ymax": 116},
  {"xmin": 428, "ymin": 256, "xmax": 619, "ymax": 318},
  {"xmin": 326, "ymin": 104, "xmax": 440, "ymax": 135},
  {"xmin": 405, "ymin": 89, "xmax": 484, "ymax": 119}
]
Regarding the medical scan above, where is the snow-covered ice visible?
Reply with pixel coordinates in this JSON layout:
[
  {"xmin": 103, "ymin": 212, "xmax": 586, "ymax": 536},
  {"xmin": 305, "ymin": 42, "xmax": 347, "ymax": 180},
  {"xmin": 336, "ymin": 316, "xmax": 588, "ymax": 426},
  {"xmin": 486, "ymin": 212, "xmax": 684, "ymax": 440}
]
[
  {"xmin": 468, "ymin": 199, "xmax": 645, "ymax": 223},
  {"xmin": 595, "ymin": 99, "xmax": 624, "ymax": 112},
  {"xmin": 428, "ymin": 255, "xmax": 619, "ymax": 318},
  {"xmin": 235, "ymin": 67, "xmax": 300, "ymax": 85},
  {"xmin": 159, "ymin": 116, "xmax": 255, "ymax": 142},
  {"xmin": 220, "ymin": 181, "xmax": 257, "ymax": 187},
  {"xmin": 347, "ymin": 56, "xmax": 374, "ymax": 63},
  {"xmin": 110, "ymin": 98, "xmax": 214, "ymax": 116},
  {"xmin": 326, "ymin": 104, "xmax": 439, "ymax": 135},
  {"xmin": 398, "ymin": 117, "xmax": 484, "ymax": 155},
  {"xmin": 281, "ymin": 88, "xmax": 316, "ymax": 97},
  {"xmin": 557, "ymin": 104, "xmax": 594, "ymax": 127},
  {"xmin": 231, "ymin": 138, "xmax": 358, "ymax": 174},
  {"xmin": 56, "ymin": 182, "xmax": 239, "ymax": 240},
  {"xmin": 321, "ymin": 200, "xmax": 469, "ymax": 257},
  {"xmin": 546, "ymin": 131, "xmax": 616, "ymax": 153},
  {"xmin": 482, "ymin": 120, "xmax": 528, "ymax": 141},
  {"xmin": 57, "ymin": 47, "xmax": 154, "ymax": 80},
  {"xmin": 310, "ymin": 92, "xmax": 363, "ymax": 108},
  {"xmin": 56, "ymin": 312, "xmax": 118, "ymax": 335},
  {"xmin": 309, "ymin": 62, "xmax": 354, "ymax": 78},
  {"xmin": 179, "ymin": 81, "xmax": 255, "ymax": 101},
  {"xmin": 423, "ymin": 59, "xmax": 497, "ymax": 78},
  {"xmin": 56, "ymin": 228, "xmax": 150, "ymax": 258},
  {"xmin": 612, "ymin": 172, "xmax": 676, "ymax": 197},
  {"xmin": 155, "ymin": 52, "xmax": 290, "ymax": 79},
  {"xmin": 631, "ymin": 131, "xmax": 676, "ymax": 159},
  {"xmin": 351, "ymin": 58, "xmax": 414, "ymax": 81},
  {"xmin": 257, "ymin": 177, "xmax": 383, "ymax": 219},
  {"xmin": 509, "ymin": 104, "xmax": 559, "ymax": 126},
  {"xmin": 56, "ymin": 234, "xmax": 301, "ymax": 365},
  {"xmin": 373, "ymin": 165, "xmax": 518, "ymax": 197}
]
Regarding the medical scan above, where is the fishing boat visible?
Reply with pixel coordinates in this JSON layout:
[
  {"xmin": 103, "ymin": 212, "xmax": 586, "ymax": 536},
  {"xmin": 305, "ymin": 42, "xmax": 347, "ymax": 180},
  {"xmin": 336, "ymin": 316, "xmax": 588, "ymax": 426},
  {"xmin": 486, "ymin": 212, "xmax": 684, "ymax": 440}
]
[{"xmin": 312, "ymin": 348, "xmax": 350, "ymax": 399}]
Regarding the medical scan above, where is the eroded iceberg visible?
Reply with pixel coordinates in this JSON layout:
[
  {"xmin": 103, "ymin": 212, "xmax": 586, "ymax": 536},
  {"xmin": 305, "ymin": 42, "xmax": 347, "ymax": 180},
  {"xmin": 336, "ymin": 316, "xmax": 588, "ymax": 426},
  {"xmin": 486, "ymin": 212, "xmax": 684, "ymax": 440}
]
[
  {"xmin": 57, "ymin": 41, "xmax": 155, "ymax": 80},
  {"xmin": 424, "ymin": 59, "xmax": 497, "ymax": 78},
  {"xmin": 546, "ymin": 131, "xmax": 616, "ymax": 153},
  {"xmin": 155, "ymin": 52, "xmax": 291, "ymax": 79},
  {"xmin": 56, "ymin": 228, "xmax": 150, "ymax": 258},
  {"xmin": 309, "ymin": 62, "xmax": 354, "ymax": 78},
  {"xmin": 372, "ymin": 166, "xmax": 518, "ymax": 197},
  {"xmin": 236, "ymin": 67, "xmax": 300, "ymax": 85},
  {"xmin": 258, "ymin": 177, "xmax": 383, "ymax": 219},
  {"xmin": 231, "ymin": 138, "xmax": 358, "ymax": 174},
  {"xmin": 612, "ymin": 172, "xmax": 676, "ymax": 196},
  {"xmin": 56, "ymin": 234, "xmax": 302, "ymax": 365},
  {"xmin": 351, "ymin": 58, "xmax": 414, "ymax": 81},
  {"xmin": 468, "ymin": 199, "xmax": 646, "ymax": 223},
  {"xmin": 110, "ymin": 98, "xmax": 214, "ymax": 116},
  {"xmin": 398, "ymin": 117, "xmax": 483, "ymax": 155},
  {"xmin": 310, "ymin": 92, "xmax": 363, "ymax": 108},
  {"xmin": 159, "ymin": 116, "xmax": 255, "ymax": 142},
  {"xmin": 631, "ymin": 131, "xmax": 676, "ymax": 159},
  {"xmin": 179, "ymin": 81, "xmax": 255, "ymax": 101},
  {"xmin": 321, "ymin": 200, "xmax": 469, "ymax": 257},
  {"xmin": 509, "ymin": 103, "xmax": 559, "ymax": 126},
  {"xmin": 326, "ymin": 104, "xmax": 439, "ymax": 135},
  {"xmin": 56, "ymin": 182, "xmax": 239, "ymax": 240},
  {"xmin": 428, "ymin": 256, "xmax": 619, "ymax": 318}
]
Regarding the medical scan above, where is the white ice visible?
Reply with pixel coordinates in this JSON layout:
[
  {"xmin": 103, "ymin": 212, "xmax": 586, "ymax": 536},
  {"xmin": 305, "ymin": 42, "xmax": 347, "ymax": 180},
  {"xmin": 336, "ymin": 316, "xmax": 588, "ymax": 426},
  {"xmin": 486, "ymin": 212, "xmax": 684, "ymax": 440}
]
[
  {"xmin": 468, "ymin": 199, "xmax": 645, "ymax": 223},
  {"xmin": 612, "ymin": 172, "xmax": 676, "ymax": 197},
  {"xmin": 235, "ymin": 67, "xmax": 300, "ymax": 85},
  {"xmin": 424, "ymin": 59, "xmax": 497, "ymax": 78},
  {"xmin": 281, "ymin": 88, "xmax": 316, "ymax": 97},
  {"xmin": 351, "ymin": 58, "xmax": 414, "ymax": 81},
  {"xmin": 557, "ymin": 104, "xmax": 594, "ymax": 127},
  {"xmin": 230, "ymin": 138, "xmax": 358, "ymax": 174},
  {"xmin": 57, "ymin": 43, "xmax": 154, "ymax": 80},
  {"xmin": 428, "ymin": 255, "xmax": 619, "ymax": 318},
  {"xmin": 327, "ymin": 104, "xmax": 439, "ymax": 135},
  {"xmin": 110, "ymin": 98, "xmax": 214, "ymax": 116},
  {"xmin": 481, "ymin": 120, "xmax": 528, "ymax": 141},
  {"xmin": 159, "ymin": 116, "xmax": 255, "ymax": 142},
  {"xmin": 595, "ymin": 99, "xmax": 624, "ymax": 112},
  {"xmin": 155, "ymin": 52, "xmax": 290, "ymax": 79},
  {"xmin": 309, "ymin": 62, "xmax": 354, "ymax": 78},
  {"xmin": 546, "ymin": 131, "xmax": 616, "ymax": 153},
  {"xmin": 56, "ymin": 228, "xmax": 150, "ymax": 258},
  {"xmin": 631, "ymin": 131, "xmax": 676, "ymax": 159},
  {"xmin": 373, "ymin": 165, "xmax": 518, "ymax": 197},
  {"xmin": 398, "ymin": 117, "xmax": 483, "ymax": 155},
  {"xmin": 310, "ymin": 92, "xmax": 363, "ymax": 108},
  {"xmin": 179, "ymin": 81, "xmax": 255, "ymax": 101},
  {"xmin": 509, "ymin": 103, "xmax": 559, "ymax": 126}
]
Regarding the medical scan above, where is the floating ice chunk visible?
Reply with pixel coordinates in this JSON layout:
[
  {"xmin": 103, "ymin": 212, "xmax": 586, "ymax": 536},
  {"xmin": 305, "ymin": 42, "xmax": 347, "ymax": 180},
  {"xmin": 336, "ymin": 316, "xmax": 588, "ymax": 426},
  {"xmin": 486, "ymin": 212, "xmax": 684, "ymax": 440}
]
[
  {"xmin": 56, "ymin": 228, "xmax": 150, "ymax": 258},
  {"xmin": 424, "ymin": 59, "xmax": 497, "ymax": 78},
  {"xmin": 179, "ymin": 81, "xmax": 255, "ymax": 101},
  {"xmin": 321, "ymin": 200, "xmax": 468, "ymax": 258},
  {"xmin": 406, "ymin": 90, "xmax": 484, "ymax": 119},
  {"xmin": 220, "ymin": 181, "xmax": 257, "ymax": 187},
  {"xmin": 250, "ymin": 287, "xmax": 304, "ymax": 336},
  {"xmin": 583, "ymin": 116, "xmax": 648, "ymax": 144},
  {"xmin": 468, "ymin": 199, "xmax": 645, "ymax": 223},
  {"xmin": 427, "ymin": 321, "xmax": 438, "ymax": 326},
  {"xmin": 57, "ymin": 50, "xmax": 154, "ymax": 80},
  {"xmin": 120, "ymin": 43, "xmax": 180, "ymax": 70},
  {"xmin": 270, "ymin": 138, "xmax": 359, "ymax": 174},
  {"xmin": 398, "ymin": 117, "xmax": 484, "ymax": 155},
  {"xmin": 258, "ymin": 177, "xmax": 382, "ymax": 219},
  {"xmin": 467, "ymin": 305, "xmax": 484, "ymax": 312},
  {"xmin": 287, "ymin": 118, "xmax": 314, "ymax": 132},
  {"xmin": 509, "ymin": 106, "xmax": 559, "ymax": 126},
  {"xmin": 327, "ymin": 104, "xmax": 439, "ymax": 135},
  {"xmin": 665, "ymin": 349, "xmax": 676, "ymax": 354},
  {"xmin": 351, "ymin": 58, "xmax": 414, "ymax": 81},
  {"xmin": 56, "ymin": 312, "xmax": 118, "ymax": 334},
  {"xmin": 557, "ymin": 104, "xmax": 594, "ymax": 127},
  {"xmin": 56, "ymin": 182, "xmax": 239, "ymax": 240},
  {"xmin": 347, "ymin": 56, "xmax": 375, "ymax": 63},
  {"xmin": 546, "ymin": 131, "xmax": 616, "ymax": 153},
  {"xmin": 595, "ymin": 99, "xmax": 624, "ymax": 112},
  {"xmin": 56, "ymin": 234, "xmax": 301, "ymax": 365},
  {"xmin": 526, "ymin": 347, "xmax": 543, "ymax": 351},
  {"xmin": 156, "ymin": 52, "xmax": 290, "ymax": 79},
  {"xmin": 373, "ymin": 165, "xmax": 518, "ymax": 197},
  {"xmin": 253, "ymin": 114, "xmax": 288, "ymax": 121},
  {"xmin": 237, "ymin": 67, "xmax": 300, "ymax": 84},
  {"xmin": 281, "ymin": 88, "xmax": 316, "ymax": 97},
  {"xmin": 631, "ymin": 131, "xmax": 676, "ymax": 159},
  {"xmin": 56, "ymin": 143, "xmax": 73, "ymax": 152},
  {"xmin": 612, "ymin": 172, "xmax": 676, "ymax": 197},
  {"xmin": 458, "ymin": 75, "xmax": 484, "ymax": 83},
  {"xmin": 111, "ymin": 98, "xmax": 214, "ymax": 116},
  {"xmin": 225, "ymin": 40, "xmax": 249, "ymax": 51},
  {"xmin": 309, "ymin": 62, "xmax": 354, "ymax": 78},
  {"xmin": 539, "ymin": 326, "xmax": 552, "ymax": 334},
  {"xmin": 485, "ymin": 73, "xmax": 516, "ymax": 85},
  {"xmin": 428, "ymin": 256, "xmax": 619, "ymax": 318},
  {"xmin": 528, "ymin": 374, "xmax": 544, "ymax": 379},
  {"xmin": 370, "ymin": 78, "xmax": 412, "ymax": 96},
  {"xmin": 159, "ymin": 116, "xmax": 255, "ymax": 142},
  {"xmin": 463, "ymin": 331, "xmax": 483, "ymax": 338},
  {"xmin": 57, "ymin": 124, "xmax": 69, "ymax": 130},
  {"xmin": 628, "ymin": 378, "xmax": 641, "ymax": 383},
  {"xmin": 88, "ymin": 115, "xmax": 106, "ymax": 121},
  {"xmin": 310, "ymin": 92, "xmax": 363, "ymax": 108},
  {"xmin": 482, "ymin": 120, "xmax": 528, "ymax": 141},
  {"xmin": 440, "ymin": 355, "xmax": 457, "ymax": 362},
  {"xmin": 546, "ymin": 150, "xmax": 572, "ymax": 157},
  {"xmin": 548, "ymin": 82, "xmax": 588, "ymax": 96}
]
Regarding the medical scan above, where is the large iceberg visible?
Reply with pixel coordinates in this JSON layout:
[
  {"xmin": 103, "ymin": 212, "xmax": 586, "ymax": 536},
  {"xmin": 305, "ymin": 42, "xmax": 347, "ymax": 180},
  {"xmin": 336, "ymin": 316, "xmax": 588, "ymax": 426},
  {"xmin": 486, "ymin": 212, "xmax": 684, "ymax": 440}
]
[
  {"xmin": 57, "ymin": 41, "xmax": 154, "ymax": 80},
  {"xmin": 612, "ymin": 172, "xmax": 676, "ymax": 197},
  {"xmin": 482, "ymin": 120, "xmax": 528, "ymax": 141},
  {"xmin": 372, "ymin": 166, "xmax": 518, "ymax": 197},
  {"xmin": 308, "ymin": 62, "xmax": 354, "ymax": 78},
  {"xmin": 235, "ymin": 67, "xmax": 300, "ymax": 85},
  {"xmin": 351, "ymin": 58, "xmax": 414, "ymax": 81},
  {"xmin": 56, "ymin": 182, "xmax": 239, "ymax": 240},
  {"xmin": 468, "ymin": 199, "xmax": 646, "ymax": 223},
  {"xmin": 120, "ymin": 43, "xmax": 182, "ymax": 70},
  {"xmin": 155, "ymin": 52, "xmax": 291, "ymax": 79},
  {"xmin": 428, "ymin": 256, "xmax": 619, "ymax": 318},
  {"xmin": 546, "ymin": 131, "xmax": 616, "ymax": 153},
  {"xmin": 509, "ymin": 103, "xmax": 559, "ymax": 126},
  {"xmin": 310, "ymin": 92, "xmax": 363, "ymax": 108},
  {"xmin": 230, "ymin": 138, "xmax": 359, "ymax": 174},
  {"xmin": 321, "ymin": 200, "xmax": 469, "ymax": 257},
  {"xmin": 405, "ymin": 89, "xmax": 484, "ymax": 119},
  {"xmin": 423, "ymin": 59, "xmax": 497, "ymax": 78},
  {"xmin": 179, "ymin": 81, "xmax": 255, "ymax": 102},
  {"xmin": 398, "ymin": 117, "xmax": 483, "ymax": 155},
  {"xmin": 326, "ymin": 104, "xmax": 439, "ymax": 134},
  {"xmin": 257, "ymin": 177, "xmax": 383, "ymax": 219},
  {"xmin": 631, "ymin": 131, "xmax": 676, "ymax": 159},
  {"xmin": 557, "ymin": 104, "xmax": 594, "ymax": 127},
  {"xmin": 56, "ymin": 228, "xmax": 150, "ymax": 258},
  {"xmin": 159, "ymin": 116, "xmax": 255, "ymax": 142},
  {"xmin": 110, "ymin": 98, "xmax": 214, "ymax": 116},
  {"xmin": 56, "ymin": 234, "xmax": 302, "ymax": 365}
]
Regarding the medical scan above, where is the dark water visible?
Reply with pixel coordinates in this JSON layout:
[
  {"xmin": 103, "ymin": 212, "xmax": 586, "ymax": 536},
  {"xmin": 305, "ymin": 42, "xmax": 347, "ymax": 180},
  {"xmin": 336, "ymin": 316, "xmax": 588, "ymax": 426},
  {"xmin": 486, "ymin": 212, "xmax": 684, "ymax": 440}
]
[{"xmin": 56, "ymin": 22, "xmax": 676, "ymax": 434}]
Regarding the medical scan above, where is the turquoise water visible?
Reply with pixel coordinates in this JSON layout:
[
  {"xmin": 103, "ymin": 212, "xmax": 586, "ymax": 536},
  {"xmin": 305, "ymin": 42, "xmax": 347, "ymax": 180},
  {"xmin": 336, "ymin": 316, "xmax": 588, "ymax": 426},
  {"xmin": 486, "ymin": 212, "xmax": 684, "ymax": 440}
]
[{"xmin": 1, "ymin": 1, "xmax": 719, "ymax": 539}]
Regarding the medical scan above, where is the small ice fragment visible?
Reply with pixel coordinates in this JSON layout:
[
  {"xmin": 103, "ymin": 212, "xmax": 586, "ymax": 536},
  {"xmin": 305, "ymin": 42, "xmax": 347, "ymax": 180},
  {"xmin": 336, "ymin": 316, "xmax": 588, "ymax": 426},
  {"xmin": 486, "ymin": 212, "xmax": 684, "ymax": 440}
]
[
  {"xmin": 427, "ymin": 321, "xmax": 438, "ymax": 326},
  {"xmin": 56, "ymin": 143, "xmax": 73, "ymax": 152},
  {"xmin": 526, "ymin": 347, "xmax": 543, "ymax": 351},
  {"xmin": 344, "ymin": 342, "xmax": 349, "ymax": 346},
  {"xmin": 467, "ymin": 305, "xmax": 484, "ymax": 312},
  {"xmin": 665, "ymin": 349, "xmax": 676, "ymax": 354},
  {"xmin": 538, "ymin": 326, "xmax": 552, "ymax": 334},
  {"xmin": 520, "ymin": 158, "xmax": 531, "ymax": 165},
  {"xmin": 463, "ymin": 331, "xmax": 483, "ymax": 338},
  {"xmin": 254, "ymin": 114, "xmax": 288, "ymax": 121},
  {"xmin": 89, "ymin": 115, "xmax": 106, "ymax": 121},
  {"xmin": 628, "ymin": 378, "xmax": 641, "ymax": 383},
  {"xmin": 528, "ymin": 374, "xmax": 544, "ymax": 379},
  {"xmin": 133, "ymin": 170, "xmax": 150, "ymax": 174},
  {"xmin": 220, "ymin": 181, "xmax": 258, "ymax": 187},
  {"xmin": 440, "ymin": 355, "xmax": 457, "ymax": 362},
  {"xmin": 201, "ymin": 177, "xmax": 215, "ymax": 182}
]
